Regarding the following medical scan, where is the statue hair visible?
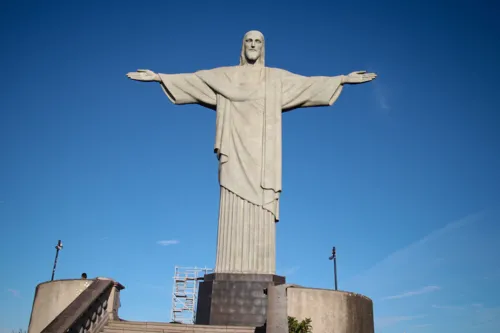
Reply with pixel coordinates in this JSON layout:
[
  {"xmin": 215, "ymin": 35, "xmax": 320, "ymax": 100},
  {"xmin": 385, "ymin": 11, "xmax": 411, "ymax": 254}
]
[{"xmin": 239, "ymin": 30, "xmax": 265, "ymax": 66}]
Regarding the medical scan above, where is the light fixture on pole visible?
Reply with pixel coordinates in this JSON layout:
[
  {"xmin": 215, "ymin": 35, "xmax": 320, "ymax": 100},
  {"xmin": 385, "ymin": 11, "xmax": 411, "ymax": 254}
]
[
  {"xmin": 51, "ymin": 240, "xmax": 63, "ymax": 281},
  {"xmin": 328, "ymin": 246, "xmax": 338, "ymax": 291}
]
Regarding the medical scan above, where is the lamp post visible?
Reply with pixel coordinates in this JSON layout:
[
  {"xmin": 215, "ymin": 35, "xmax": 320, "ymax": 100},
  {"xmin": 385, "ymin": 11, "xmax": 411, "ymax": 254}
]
[
  {"xmin": 328, "ymin": 246, "xmax": 338, "ymax": 291},
  {"xmin": 51, "ymin": 240, "xmax": 63, "ymax": 281}
]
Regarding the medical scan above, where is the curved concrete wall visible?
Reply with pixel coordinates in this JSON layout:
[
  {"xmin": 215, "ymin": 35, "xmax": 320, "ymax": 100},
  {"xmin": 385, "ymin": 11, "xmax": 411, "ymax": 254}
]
[
  {"xmin": 287, "ymin": 287, "xmax": 374, "ymax": 333},
  {"xmin": 28, "ymin": 279, "xmax": 93, "ymax": 333}
]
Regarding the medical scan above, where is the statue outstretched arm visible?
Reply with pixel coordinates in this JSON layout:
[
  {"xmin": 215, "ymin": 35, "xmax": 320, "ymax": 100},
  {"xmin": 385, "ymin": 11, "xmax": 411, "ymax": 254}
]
[
  {"xmin": 281, "ymin": 70, "xmax": 377, "ymax": 111},
  {"xmin": 127, "ymin": 69, "xmax": 217, "ymax": 107}
]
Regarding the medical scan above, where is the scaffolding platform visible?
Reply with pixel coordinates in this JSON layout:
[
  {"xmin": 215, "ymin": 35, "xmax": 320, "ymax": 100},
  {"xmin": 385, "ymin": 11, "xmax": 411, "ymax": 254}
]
[{"xmin": 171, "ymin": 266, "xmax": 213, "ymax": 324}]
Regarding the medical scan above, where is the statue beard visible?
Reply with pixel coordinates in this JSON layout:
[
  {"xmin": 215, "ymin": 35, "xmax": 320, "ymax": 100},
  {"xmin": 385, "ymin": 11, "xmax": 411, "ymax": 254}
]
[{"xmin": 240, "ymin": 47, "xmax": 265, "ymax": 66}]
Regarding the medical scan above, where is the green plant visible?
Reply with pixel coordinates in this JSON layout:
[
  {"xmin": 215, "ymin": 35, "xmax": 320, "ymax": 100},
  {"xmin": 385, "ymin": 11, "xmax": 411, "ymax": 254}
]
[
  {"xmin": 12, "ymin": 330, "xmax": 26, "ymax": 333},
  {"xmin": 288, "ymin": 316, "xmax": 312, "ymax": 333}
]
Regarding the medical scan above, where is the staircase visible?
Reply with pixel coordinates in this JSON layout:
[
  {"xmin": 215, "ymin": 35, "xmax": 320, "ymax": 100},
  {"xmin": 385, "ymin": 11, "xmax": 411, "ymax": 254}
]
[
  {"xmin": 32, "ymin": 278, "xmax": 258, "ymax": 333},
  {"xmin": 102, "ymin": 320, "xmax": 256, "ymax": 333}
]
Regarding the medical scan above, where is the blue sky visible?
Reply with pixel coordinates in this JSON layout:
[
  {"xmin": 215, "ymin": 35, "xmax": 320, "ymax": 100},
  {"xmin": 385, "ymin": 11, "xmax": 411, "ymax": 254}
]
[{"xmin": 0, "ymin": 0, "xmax": 499, "ymax": 332}]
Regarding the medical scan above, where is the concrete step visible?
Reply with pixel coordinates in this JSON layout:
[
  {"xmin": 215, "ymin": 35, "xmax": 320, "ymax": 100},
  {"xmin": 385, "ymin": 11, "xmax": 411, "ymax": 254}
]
[
  {"xmin": 104, "ymin": 326, "xmax": 174, "ymax": 332},
  {"xmin": 105, "ymin": 320, "xmax": 255, "ymax": 333}
]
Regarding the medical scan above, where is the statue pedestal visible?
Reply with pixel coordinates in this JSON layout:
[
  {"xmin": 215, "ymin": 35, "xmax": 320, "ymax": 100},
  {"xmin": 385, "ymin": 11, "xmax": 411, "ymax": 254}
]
[{"xmin": 195, "ymin": 273, "xmax": 285, "ymax": 327}]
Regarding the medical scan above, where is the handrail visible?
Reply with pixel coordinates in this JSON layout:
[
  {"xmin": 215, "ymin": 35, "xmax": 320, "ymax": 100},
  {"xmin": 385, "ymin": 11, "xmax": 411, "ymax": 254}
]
[{"xmin": 41, "ymin": 279, "xmax": 114, "ymax": 333}]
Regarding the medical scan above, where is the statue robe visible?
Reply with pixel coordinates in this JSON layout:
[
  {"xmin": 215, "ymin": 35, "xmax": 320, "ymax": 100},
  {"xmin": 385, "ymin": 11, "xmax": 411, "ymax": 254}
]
[{"xmin": 159, "ymin": 66, "xmax": 343, "ymax": 274}]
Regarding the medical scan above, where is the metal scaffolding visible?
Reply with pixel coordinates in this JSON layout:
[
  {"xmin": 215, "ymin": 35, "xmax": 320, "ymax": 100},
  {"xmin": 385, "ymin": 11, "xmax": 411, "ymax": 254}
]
[{"xmin": 171, "ymin": 266, "xmax": 213, "ymax": 324}]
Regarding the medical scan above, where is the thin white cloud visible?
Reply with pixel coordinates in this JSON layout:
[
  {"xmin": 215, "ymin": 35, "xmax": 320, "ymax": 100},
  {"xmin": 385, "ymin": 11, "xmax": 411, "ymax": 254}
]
[
  {"xmin": 136, "ymin": 282, "xmax": 168, "ymax": 292},
  {"xmin": 432, "ymin": 257, "xmax": 445, "ymax": 264},
  {"xmin": 471, "ymin": 306, "xmax": 500, "ymax": 329},
  {"xmin": 157, "ymin": 240, "xmax": 180, "ymax": 246},
  {"xmin": 278, "ymin": 266, "xmax": 300, "ymax": 276},
  {"xmin": 7, "ymin": 289, "xmax": 20, "ymax": 297},
  {"xmin": 372, "ymin": 80, "xmax": 390, "ymax": 111},
  {"xmin": 482, "ymin": 269, "xmax": 500, "ymax": 281},
  {"xmin": 383, "ymin": 285, "xmax": 440, "ymax": 300},
  {"xmin": 413, "ymin": 324, "xmax": 432, "ymax": 328},
  {"xmin": 376, "ymin": 315, "xmax": 425, "ymax": 328},
  {"xmin": 350, "ymin": 211, "xmax": 485, "ymax": 283},
  {"xmin": 432, "ymin": 304, "xmax": 464, "ymax": 310}
]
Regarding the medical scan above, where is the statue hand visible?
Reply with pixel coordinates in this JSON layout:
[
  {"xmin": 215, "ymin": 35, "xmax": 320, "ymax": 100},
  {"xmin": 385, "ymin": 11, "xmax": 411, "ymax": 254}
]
[
  {"xmin": 126, "ymin": 69, "xmax": 160, "ymax": 82},
  {"xmin": 343, "ymin": 71, "xmax": 377, "ymax": 84}
]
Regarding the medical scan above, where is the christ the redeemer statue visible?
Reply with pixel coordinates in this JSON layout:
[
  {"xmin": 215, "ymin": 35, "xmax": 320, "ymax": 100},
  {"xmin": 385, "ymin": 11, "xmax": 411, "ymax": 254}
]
[{"xmin": 127, "ymin": 30, "xmax": 376, "ymax": 275}]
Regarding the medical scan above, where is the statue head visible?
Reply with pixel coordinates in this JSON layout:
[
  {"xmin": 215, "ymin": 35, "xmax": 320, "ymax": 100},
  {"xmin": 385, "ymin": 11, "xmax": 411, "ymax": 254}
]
[{"xmin": 240, "ymin": 30, "xmax": 265, "ymax": 66}]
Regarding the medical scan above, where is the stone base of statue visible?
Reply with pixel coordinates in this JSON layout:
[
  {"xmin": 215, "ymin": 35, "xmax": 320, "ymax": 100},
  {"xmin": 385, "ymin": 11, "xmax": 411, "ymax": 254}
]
[{"xmin": 195, "ymin": 273, "xmax": 286, "ymax": 327}]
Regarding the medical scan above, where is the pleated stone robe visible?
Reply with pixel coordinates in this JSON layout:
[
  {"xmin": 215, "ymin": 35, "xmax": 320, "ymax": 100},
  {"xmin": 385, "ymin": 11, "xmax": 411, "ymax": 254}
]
[{"xmin": 158, "ymin": 66, "xmax": 344, "ymax": 274}]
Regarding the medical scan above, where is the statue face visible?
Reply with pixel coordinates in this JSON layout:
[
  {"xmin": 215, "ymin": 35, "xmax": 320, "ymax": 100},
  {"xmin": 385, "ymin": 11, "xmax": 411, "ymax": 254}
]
[{"xmin": 243, "ymin": 31, "xmax": 264, "ymax": 63}]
